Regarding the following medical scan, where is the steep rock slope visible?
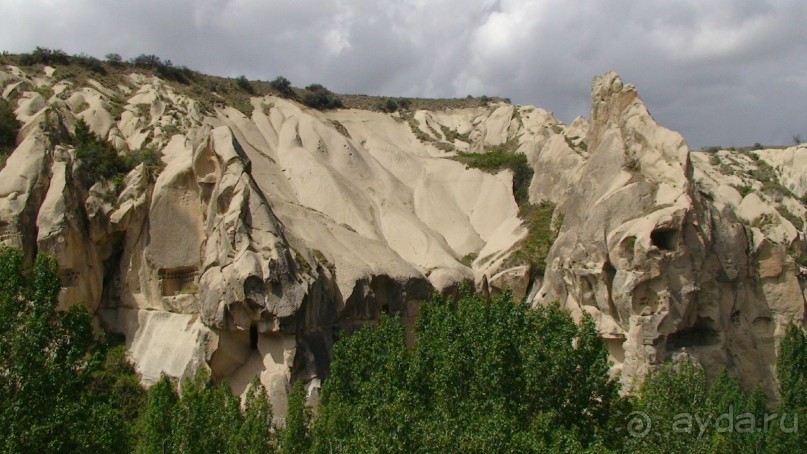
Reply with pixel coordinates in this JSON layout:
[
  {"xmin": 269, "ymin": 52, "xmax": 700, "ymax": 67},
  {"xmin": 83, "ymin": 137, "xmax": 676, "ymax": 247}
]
[
  {"xmin": 531, "ymin": 73, "xmax": 806, "ymax": 394},
  {"xmin": 0, "ymin": 64, "xmax": 804, "ymax": 410},
  {"xmin": 0, "ymin": 65, "xmax": 531, "ymax": 414}
]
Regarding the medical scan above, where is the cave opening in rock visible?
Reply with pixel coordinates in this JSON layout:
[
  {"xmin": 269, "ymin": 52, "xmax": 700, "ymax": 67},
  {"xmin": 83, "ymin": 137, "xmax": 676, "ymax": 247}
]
[
  {"xmin": 666, "ymin": 318, "xmax": 720, "ymax": 350},
  {"xmin": 249, "ymin": 325, "xmax": 258, "ymax": 350},
  {"xmin": 650, "ymin": 228, "xmax": 678, "ymax": 251},
  {"xmin": 59, "ymin": 268, "xmax": 79, "ymax": 287},
  {"xmin": 158, "ymin": 267, "xmax": 199, "ymax": 296}
]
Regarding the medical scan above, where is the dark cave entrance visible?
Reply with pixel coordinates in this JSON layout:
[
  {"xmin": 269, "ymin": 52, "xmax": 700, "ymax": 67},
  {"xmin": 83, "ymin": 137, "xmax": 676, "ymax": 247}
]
[
  {"xmin": 249, "ymin": 325, "xmax": 258, "ymax": 351},
  {"xmin": 650, "ymin": 228, "xmax": 678, "ymax": 251}
]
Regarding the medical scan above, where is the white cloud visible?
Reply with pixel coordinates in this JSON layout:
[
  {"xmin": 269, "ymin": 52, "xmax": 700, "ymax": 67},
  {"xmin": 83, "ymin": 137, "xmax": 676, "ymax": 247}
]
[{"xmin": 0, "ymin": 0, "xmax": 805, "ymax": 147}]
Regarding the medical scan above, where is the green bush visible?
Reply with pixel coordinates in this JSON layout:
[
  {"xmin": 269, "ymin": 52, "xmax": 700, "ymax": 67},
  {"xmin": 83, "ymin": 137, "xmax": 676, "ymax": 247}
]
[
  {"xmin": 18, "ymin": 46, "xmax": 71, "ymax": 66},
  {"xmin": 302, "ymin": 90, "xmax": 343, "ymax": 110},
  {"xmin": 73, "ymin": 119, "xmax": 132, "ymax": 187},
  {"xmin": 456, "ymin": 150, "xmax": 533, "ymax": 205},
  {"xmin": 72, "ymin": 120, "xmax": 165, "ymax": 188},
  {"xmin": 236, "ymin": 75, "xmax": 255, "ymax": 95},
  {"xmin": 0, "ymin": 99, "xmax": 20, "ymax": 166},
  {"xmin": 270, "ymin": 76, "xmax": 294, "ymax": 98},
  {"xmin": 504, "ymin": 202, "xmax": 558, "ymax": 272},
  {"xmin": 105, "ymin": 53, "xmax": 123, "ymax": 65}
]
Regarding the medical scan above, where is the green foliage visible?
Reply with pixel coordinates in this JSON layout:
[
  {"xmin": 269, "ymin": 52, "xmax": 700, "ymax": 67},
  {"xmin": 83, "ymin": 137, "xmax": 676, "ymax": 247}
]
[
  {"xmin": 132, "ymin": 54, "xmax": 163, "ymax": 67},
  {"xmin": 0, "ymin": 248, "xmax": 144, "ymax": 453},
  {"xmin": 128, "ymin": 145, "xmax": 165, "ymax": 180},
  {"xmin": 73, "ymin": 119, "xmax": 131, "ymax": 187},
  {"xmin": 130, "ymin": 54, "xmax": 193, "ymax": 84},
  {"xmin": 172, "ymin": 370, "xmax": 244, "ymax": 454},
  {"xmin": 302, "ymin": 88, "xmax": 344, "ymax": 110},
  {"xmin": 137, "ymin": 374, "xmax": 179, "ymax": 453},
  {"xmin": 456, "ymin": 150, "xmax": 534, "ymax": 205},
  {"xmin": 626, "ymin": 358, "xmax": 795, "ymax": 454},
  {"xmin": 236, "ymin": 75, "xmax": 255, "ymax": 95},
  {"xmin": 270, "ymin": 76, "xmax": 294, "ymax": 98},
  {"xmin": 18, "ymin": 46, "xmax": 71, "ymax": 65},
  {"xmin": 282, "ymin": 381, "xmax": 311, "ymax": 454},
  {"xmin": 105, "ymin": 53, "xmax": 123, "ymax": 65},
  {"xmin": 504, "ymin": 202, "xmax": 558, "ymax": 272},
  {"xmin": 72, "ymin": 119, "xmax": 164, "ymax": 188},
  {"xmin": 766, "ymin": 324, "xmax": 807, "ymax": 451},
  {"xmin": 234, "ymin": 377, "xmax": 276, "ymax": 453},
  {"xmin": 313, "ymin": 290, "xmax": 623, "ymax": 452},
  {"xmin": 0, "ymin": 98, "xmax": 20, "ymax": 167},
  {"xmin": 138, "ymin": 369, "xmax": 278, "ymax": 454},
  {"xmin": 72, "ymin": 52, "xmax": 107, "ymax": 75},
  {"xmin": 375, "ymin": 98, "xmax": 400, "ymax": 113},
  {"xmin": 777, "ymin": 324, "xmax": 807, "ymax": 411},
  {"xmin": 627, "ymin": 359, "xmax": 712, "ymax": 453}
]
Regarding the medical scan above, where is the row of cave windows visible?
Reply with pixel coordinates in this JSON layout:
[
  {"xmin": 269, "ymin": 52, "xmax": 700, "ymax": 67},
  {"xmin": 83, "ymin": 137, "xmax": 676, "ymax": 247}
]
[{"xmin": 56, "ymin": 268, "xmax": 202, "ymax": 294}]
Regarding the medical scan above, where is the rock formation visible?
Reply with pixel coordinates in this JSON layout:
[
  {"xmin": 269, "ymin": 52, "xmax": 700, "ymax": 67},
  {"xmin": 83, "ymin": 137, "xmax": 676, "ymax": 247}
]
[
  {"xmin": 531, "ymin": 73, "xmax": 806, "ymax": 395},
  {"xmin": 0, "ymin": 63, "xmax": 804, "ymax": 412}
]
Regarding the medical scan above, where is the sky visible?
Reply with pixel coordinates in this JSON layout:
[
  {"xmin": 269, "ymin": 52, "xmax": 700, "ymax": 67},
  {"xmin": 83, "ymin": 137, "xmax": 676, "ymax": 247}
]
[{"xmin": 1, "ymin": 0, "xmax": 805, "ymax": 148}]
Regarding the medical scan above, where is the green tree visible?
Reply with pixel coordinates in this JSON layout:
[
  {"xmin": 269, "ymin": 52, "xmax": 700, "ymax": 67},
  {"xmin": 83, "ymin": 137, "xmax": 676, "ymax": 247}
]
[
  {"xmin": 302, "ymin": 90, "xmax": 343, "ymax": 110},
  {"xmin": 72, "ymin": 118, "xmax": 132, "ymax": 187},
  {"xmin": 0, "ymin": 98, "xmax": 19, "ymax": 152},
  {"xmin": 777, "ymin": 324, "xmax": 807, "ymax": 410},
  {"xmin": 137, "ymin": 374, "xmax": 179, "ymax": 453},
  {"xmin": 233, "ymin": 377, "xmax": 275, "ymax": 453},
  {"xmin": 270, "ymin": 76, "xmax": 294, "ymax": 97},
  {"xmin": 767, "ymin": 323, "xmax": 807, "ymax": 451},
  {"xmin": 0, "ymin": 248, "xmax": 141, "ymax": 452},
  {"xmin": 313, "ymin": 289, "xmax": 623, "ymax": 453},
  {"xmin": 627, "ymin": 358, "xmax": 711, "ymax": 453},
  {"xmin": 105, "ymin": 53, "xmax": 123, "ymax": 65},
  {"xmin": 236, "ymin": 75, "xmax": 255, "ymax": 95},
  {"xmin": 283, "ymin": 380, "xmax": 312, "ymax": 454},
  {"xmin": 172, "ymin": 369, "xmax": 244, "ymax": 454}
]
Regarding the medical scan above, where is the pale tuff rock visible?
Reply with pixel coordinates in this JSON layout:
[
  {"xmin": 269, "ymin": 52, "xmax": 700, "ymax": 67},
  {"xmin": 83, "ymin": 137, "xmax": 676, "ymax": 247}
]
[
  {"xmin": 756, "ymin": 145, "xmax": 807, "ymax": 197},
  {"xmin": 531, "ymin": 71, "xmax": 805, "ymax": 394},
  {"xmin": 0, "ymin": 64, "xmax": 804, "ymax": 410}
]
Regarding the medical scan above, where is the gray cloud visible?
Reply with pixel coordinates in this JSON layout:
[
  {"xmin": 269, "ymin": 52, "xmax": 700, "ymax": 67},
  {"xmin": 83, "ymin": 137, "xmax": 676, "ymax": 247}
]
[{"xmin": 1, "ymin": 0, "xmax": 805, "ymax": 147}]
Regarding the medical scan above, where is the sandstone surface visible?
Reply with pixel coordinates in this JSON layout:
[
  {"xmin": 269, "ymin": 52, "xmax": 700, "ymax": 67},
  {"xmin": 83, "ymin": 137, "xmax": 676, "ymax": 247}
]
[{"xmin": 1, "ymin": 64, "xmax": 803, "ymax": 410}]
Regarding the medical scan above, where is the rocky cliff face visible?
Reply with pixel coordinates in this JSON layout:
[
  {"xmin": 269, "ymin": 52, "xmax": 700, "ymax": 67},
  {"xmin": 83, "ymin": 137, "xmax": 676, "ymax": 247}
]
[
  {"xmin": 1, "ymin": 64, "xmax": 804, "ymax": 411},
  {"xmin": 531, "ymin": 73, "xmax": 806, "ymax": 395}
]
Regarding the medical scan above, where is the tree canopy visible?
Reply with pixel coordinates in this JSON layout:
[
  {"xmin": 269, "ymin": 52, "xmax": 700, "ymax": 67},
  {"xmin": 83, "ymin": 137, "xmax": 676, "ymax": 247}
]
[{"xmin": 313, "ymin": 289, "xmax": 624, "ymax": 453}]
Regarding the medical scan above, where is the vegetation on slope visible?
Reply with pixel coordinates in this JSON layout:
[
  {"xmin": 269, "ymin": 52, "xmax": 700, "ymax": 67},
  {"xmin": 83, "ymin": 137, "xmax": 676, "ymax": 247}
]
[
  {"xmin": 1, "ymin": 47, "xmax": 510, "ymax": 119},
  {"xmin": 0, "ymin": 99, "xmax": 20, "ymax": 168},
  {"xmin": 454, "ymin": 149, "xmax": 559, "ymax": 272},
  {"xmin": 455, "ymin": 150, "xmax": 533, "ymax": 204},
  {"xmin": 1, "ymin": 248, "xmax": 806, "ymax": 452},
  {"xmin": 72, "ymin": 119, "xmax": 163, "ymax": 188}
]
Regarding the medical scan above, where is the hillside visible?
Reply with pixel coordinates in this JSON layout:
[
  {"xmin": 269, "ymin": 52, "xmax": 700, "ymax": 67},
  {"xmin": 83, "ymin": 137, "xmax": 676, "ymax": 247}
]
[{"xmin": 1, "ymin": 50, "xmax": 805, "ymax": 415}]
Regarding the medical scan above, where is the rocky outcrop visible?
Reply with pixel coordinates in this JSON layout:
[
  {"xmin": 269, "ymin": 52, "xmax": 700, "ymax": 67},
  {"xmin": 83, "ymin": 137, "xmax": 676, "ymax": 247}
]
[
  {"xmin": 1, "ymin": 64, "xmax": 804, "ymax": 409},
  {"xmin": 531, "ymin": 72, "xmax": 805, "ymax": 394}
]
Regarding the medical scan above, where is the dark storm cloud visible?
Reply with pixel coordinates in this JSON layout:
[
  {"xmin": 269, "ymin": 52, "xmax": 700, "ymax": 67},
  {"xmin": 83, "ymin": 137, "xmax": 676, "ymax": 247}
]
[{"xmin": 1, "ymin": 0, "xmax": 805, "ymax": 148}]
